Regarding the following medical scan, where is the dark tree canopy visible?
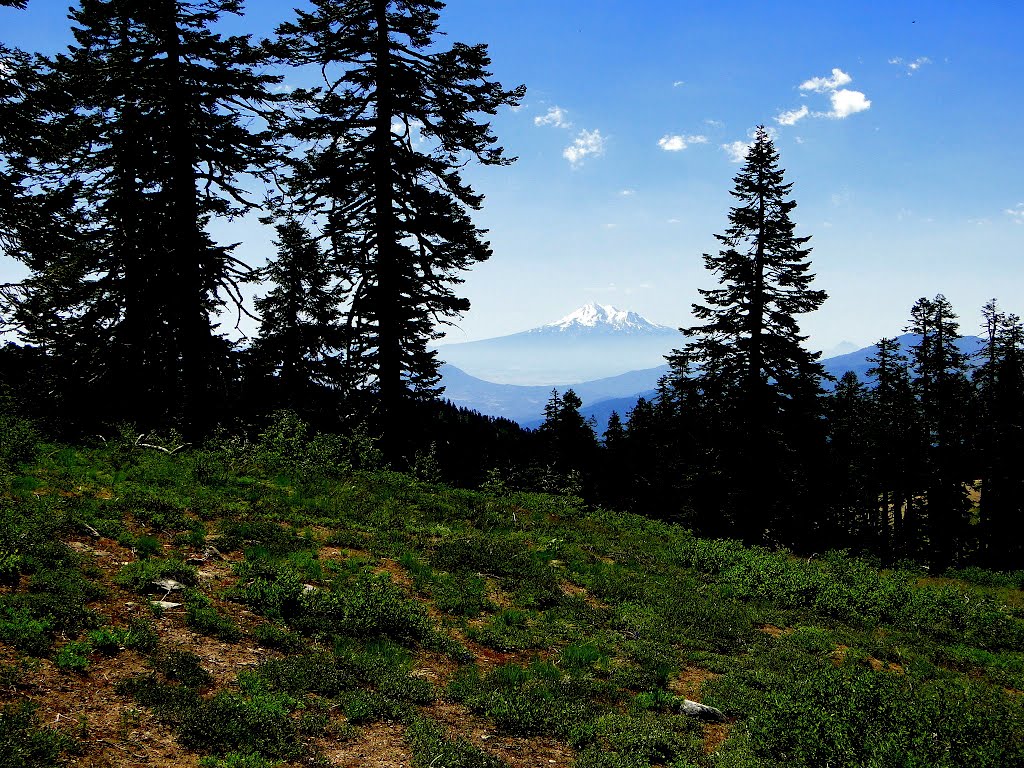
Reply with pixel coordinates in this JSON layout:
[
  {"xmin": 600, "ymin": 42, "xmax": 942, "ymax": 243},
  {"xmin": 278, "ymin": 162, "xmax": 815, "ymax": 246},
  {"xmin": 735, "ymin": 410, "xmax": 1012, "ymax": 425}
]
[
  {"xmin": 666, "ymin": 126, "xmax": 827, "ymax": 543},
  {"xmin": 273, "ymin": 0, "xmax": 524, "ymax": 456},
  {"xmin": 3, "ymin": 0, "xmax": 281, "ymax": 431}
]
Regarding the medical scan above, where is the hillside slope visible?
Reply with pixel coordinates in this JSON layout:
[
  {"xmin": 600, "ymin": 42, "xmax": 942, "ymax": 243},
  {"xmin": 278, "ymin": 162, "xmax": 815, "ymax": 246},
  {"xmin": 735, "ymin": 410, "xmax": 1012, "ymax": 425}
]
[{"xmin": 2, "ymin": 436, "xmax": 1023, "ymax": 767}]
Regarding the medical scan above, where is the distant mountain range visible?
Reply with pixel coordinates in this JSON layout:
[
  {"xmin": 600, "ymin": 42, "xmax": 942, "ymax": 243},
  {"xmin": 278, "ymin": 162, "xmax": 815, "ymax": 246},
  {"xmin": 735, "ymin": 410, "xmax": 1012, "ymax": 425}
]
[
  {"xmin": 435, "ymin": 302, "xmax": 678, "ymax": 385},
  {"xmin": 437, "ymin": 305, "xmax": 987, "ymax": 431}
]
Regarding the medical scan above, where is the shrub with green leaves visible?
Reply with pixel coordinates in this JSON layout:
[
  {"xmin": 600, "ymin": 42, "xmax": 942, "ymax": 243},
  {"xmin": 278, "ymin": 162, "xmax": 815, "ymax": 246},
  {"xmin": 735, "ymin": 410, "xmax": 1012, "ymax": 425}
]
[
  {"xmin": 0, "ymin": 701, "xmax": 75, "ymax": 768},
  {"xmin": 448, "ymin": 661, "xmax": 600, "ymax": 740},
  {"xmin": 115, "ymin": 557, "xmax": 197, "ymax": 593},
  {"xmin": 0, "ymin": 415, "xmax": 39, "ymax": 471},
  {"xmin": 178, "ymin": 691, "xmax": 304, "ymax": 759},
  {"xmin": 184, "ymin": 590, "xmax": 242, "ymax": 642},
  {"xmin": 406, "ymin": 716, "xmax": 507, "ymax": 768},
  {"xmin": 703, "ymin": 638, "xmax": 1024, "ymax": 767},
  {"xmin": 54, "ymin": 641, "xmax": 92, "ymax": 673},
  {"xmin": 154, "ymin": 650, "xmax": 214, "ymax": 688}
]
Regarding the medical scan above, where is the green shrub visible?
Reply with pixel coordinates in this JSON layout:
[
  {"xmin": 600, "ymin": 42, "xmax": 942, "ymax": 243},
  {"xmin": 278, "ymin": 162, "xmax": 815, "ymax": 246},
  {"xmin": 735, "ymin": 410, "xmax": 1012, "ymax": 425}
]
[
  {"xmin": 115, "ymin": 557, "xmax": 197, "ymax": 593},
  {"xmin": 154, "ymin": 650, "xmax": 214, "ymax": 688},
  {"xmin": 0, "ymin": 701, "xmax": 75, "ymax": 768},
  {"xmin": 184, "ymin": 590, "xmax": 242, "ymax": 643},
  {"xmin": 134, "ymin": 535, "xmax": 162, "ymax": 558},
  {"xmin": 468, "ymin": 609, "xmax": 538, "ymax": 652},
  {"xmin": 252, "ymin": 623, "xmax": 305, "ymax": 653},
  {"xmin": 54, "ymin": 641, "xmax": 92, "ymax": 673},
  {"xmin": 448, "ymin": 661, "xmax": 600, "ymax": 739},
  {"xmin": 199, "ymin": 754, "xmax": 284, "ymax": 768},
  {"xmin": 88, "ymin": 619, "xmax": 159, "ymax": 655},
  {"xmin": 0, "ymin": 604, "xmax": 52, "ymax": 656},
  {"xmin": 406, "ymin": 716, "xmax": 507, "ymax": 768},
  {"xmin": 432, "ymin": 572, "xmax": 492, "ymax": 617},
  {"xmin": 292, "ymin": 573, "xmax": 429, "ymax": 641},
  {"xmin": 178, "ymin": 691, "xmax": 301, "ymax": 759},
  {"xmin": 0, "ymin": 415, "xmax": 39, "ymax": 471}
]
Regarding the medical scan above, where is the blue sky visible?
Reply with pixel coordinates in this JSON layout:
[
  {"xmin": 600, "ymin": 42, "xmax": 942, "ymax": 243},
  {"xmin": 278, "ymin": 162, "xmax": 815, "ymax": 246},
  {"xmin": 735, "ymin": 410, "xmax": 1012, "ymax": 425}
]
[{"xmin": 3, "ymin": 0, "xmax": 1023, "ymax": 352}]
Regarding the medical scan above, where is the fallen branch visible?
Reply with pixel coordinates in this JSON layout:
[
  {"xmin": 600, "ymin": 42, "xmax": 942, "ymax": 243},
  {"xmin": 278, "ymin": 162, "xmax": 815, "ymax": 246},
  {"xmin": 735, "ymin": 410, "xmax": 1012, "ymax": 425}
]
[{"xmin": 134, "ymin": 433, "xmax": 191, "ymax": 455}]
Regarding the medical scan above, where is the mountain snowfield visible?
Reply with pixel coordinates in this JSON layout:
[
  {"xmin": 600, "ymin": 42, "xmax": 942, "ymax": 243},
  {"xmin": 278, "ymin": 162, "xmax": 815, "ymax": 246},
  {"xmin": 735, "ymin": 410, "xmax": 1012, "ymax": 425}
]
[
  {"xmin": 436, "ymin": 303, "xmax": 986, "ymax": 430},
  {"xmin": 529, "ymin": 302, "xmax": 678, "ymax": 336}
]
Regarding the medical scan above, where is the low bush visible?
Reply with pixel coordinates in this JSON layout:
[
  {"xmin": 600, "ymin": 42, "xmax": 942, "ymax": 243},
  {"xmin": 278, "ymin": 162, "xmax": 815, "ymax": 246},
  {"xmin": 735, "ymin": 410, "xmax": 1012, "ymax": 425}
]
[
  {"xmin": 0, "ymin": 701, "xmax": 75, "ymax": 768},
  {"xmin": 184, "ymin": 590, "xmax": 242, "ymax": 643},
  {"xmin": 115, "ymin": 557, "xmax": 197, "ymax": 593},
  {"xmin": 406, "ymin": 716, "xmax": 507, "ymax": 768},
  {"xmin": 154, "ymin": 650, "xmax": 214, "ymax": 688}
]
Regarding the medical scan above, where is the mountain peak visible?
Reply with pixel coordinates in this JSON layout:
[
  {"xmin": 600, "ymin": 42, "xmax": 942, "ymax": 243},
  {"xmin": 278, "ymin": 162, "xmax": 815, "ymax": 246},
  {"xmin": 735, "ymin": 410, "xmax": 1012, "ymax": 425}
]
[{"xmin": 535, "ymin": 302, "xmax": 674, "ymax": 335}]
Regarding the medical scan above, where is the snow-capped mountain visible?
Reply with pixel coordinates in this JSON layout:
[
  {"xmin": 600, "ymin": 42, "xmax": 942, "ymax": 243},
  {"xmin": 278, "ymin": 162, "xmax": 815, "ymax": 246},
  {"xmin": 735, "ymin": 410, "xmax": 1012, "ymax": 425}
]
[
  {"xmin": 436, "ymin": 303, "xmax": 680, "ymax": 384},
  {"xmin": 530, "ymin": 302, "xmax": 677, "ymax": 336}
]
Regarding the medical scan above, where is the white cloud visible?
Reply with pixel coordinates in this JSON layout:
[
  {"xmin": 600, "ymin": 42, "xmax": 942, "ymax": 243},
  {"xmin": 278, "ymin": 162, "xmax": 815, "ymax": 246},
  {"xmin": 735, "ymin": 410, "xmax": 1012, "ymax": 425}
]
[
  {"xmin": 799, "ymin": 67, "xmax": 853, "ymax": 93},
  {"xmin": 888, "ymin": 57, "xmax": 903, "ymax": 65},
  {"xmin": 620, "ymin": 189, "xmax": 637, "ymax": 196},
  {"xmin": 775, "ymin": 105, "xmax": 809, "ymax": 126},
  {"xmin": 1007, "ymin": 203, "xmax": 1024, "ymax": 223},
  {"xmin": 704, "ymin": 119, "xmax": 724, "ymax": 128},
  {"xmin": 563, "ymin": 129, "xmax": 606, "ymax": 166},
  {"xmin": 722, "ymin": 140, "xmax": 752, "ymax": 163},
  {"xmin": 667, "ymin": 218, "xmax": 681, "ymax": 224},
  {"xmin": 794, "ymin": 136, "xmax": 805, "ymax": 144},
  {"xmin": 535, "ymin": 106, "xmax": 571, "ymax": 129},
  {"xmin": 828, "ymin": 89, "xmax": 871, "ymax": 118},
  {"xmin": 672, "ymin": 80, "xmax": 685, "ymax": 87},
  {"xmin": 658, "ymin": 134, "xmax": 708, "ymax": 152}
]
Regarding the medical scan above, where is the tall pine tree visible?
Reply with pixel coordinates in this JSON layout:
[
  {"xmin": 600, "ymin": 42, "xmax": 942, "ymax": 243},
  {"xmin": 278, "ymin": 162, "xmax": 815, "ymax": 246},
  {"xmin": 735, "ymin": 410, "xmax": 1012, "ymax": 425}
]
[
  {"xmin": 273, "ymin": 0, "xmax": 524, "ymax": 458},
  {"xmin": 4, "ymin": 0, "xmax": 281, "ymax": 431},
  {"xmin": 667, "ymin": 126, "xmax": 827, "ymax": 544},
  {"xmin": 906, "ymin": 295, "xmax": 973, "ymax": 569},
  {"xmin": 973, "ymin": 300, "xmax": 1024, "ymax": 568}
]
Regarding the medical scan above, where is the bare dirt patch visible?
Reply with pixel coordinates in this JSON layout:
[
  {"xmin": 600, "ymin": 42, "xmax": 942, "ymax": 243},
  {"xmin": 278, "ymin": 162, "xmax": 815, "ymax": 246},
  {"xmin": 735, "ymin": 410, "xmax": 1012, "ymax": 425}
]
[
  {"xmin": 668, "ymin": 666, "xmax": 719, "ymax": 701},
  {"xmin": 316, "ymin": 720, "xmax": 412, "ymax": 768}
]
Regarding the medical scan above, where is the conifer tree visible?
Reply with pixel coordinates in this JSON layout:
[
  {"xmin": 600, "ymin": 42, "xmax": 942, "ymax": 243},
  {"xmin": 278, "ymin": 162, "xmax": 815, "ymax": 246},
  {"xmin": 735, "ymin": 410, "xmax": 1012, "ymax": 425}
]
[
  {"xmin": 4, "ymin": 0, "xmax": 280, "ymax": 431},
  {"xmin": 539, "ymin": 388, "xmax": 598, "ymax": 481},
  {"xmin": 906, "ymin": 295, "xmax": 973, "ymax": 568},
  {"xmin": 826, "ymin": 371, "xmax": 874, "ymax": 549},
  {"xmin": 273, "ymin": 0, "xmax": 524, "ymax": 457},
  {"xmin": 865, "ymin": 336, "xmax": 920, "ymax": 559},
  {"xmin": 973, "ymin": 301, "xmax": 1024, "ymax": 567},
  {"xmin": 250, "ymin": 219, "xmax": 346, "ymax": 411},
  {"xmin": 668, "ymin": 126, "xmax": 827, "ymax": 543}
]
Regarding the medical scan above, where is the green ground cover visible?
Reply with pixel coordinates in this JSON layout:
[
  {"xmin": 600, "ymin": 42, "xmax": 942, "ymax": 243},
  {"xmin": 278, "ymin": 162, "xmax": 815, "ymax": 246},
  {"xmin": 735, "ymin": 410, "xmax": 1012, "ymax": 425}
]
[{"xmin": 1, "ymin": 419, "xmax": 1022, "ymax": 766}]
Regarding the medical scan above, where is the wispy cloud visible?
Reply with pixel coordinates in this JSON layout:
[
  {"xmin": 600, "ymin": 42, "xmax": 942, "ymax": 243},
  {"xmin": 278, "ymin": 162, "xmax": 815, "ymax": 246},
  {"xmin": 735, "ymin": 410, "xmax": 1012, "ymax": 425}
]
[
  {"xmin": 564, "ymin": 129, "xmax": 606, "ymax": 166},
  {"xmin": 672, "ymin": 80, "xmax": 685, "ymax": 87},
  {"xmin": 799, "ymin": 68, "xmax": 853, "ymax": 93},
  {"xmin": 657, "ymin": 134, "xmax": 708, "ymax": 152},
  {"xmin": 775, "ymin": 105, "xmax": 809, "ymax": 126},
  {"xmin": 890, "ymin": 56, "xmax": 932, "ymax": 75},
  {"xmin": 620, "ymin": 189, "xmax": 637, "ymax": 196},
  {"xmin": 1007, "ymin": 203, "xmax": 1024, "ymax": 223},
  {"xmin": 535, "ymin": 106, "xmax": 571, "ymax": 129}
]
